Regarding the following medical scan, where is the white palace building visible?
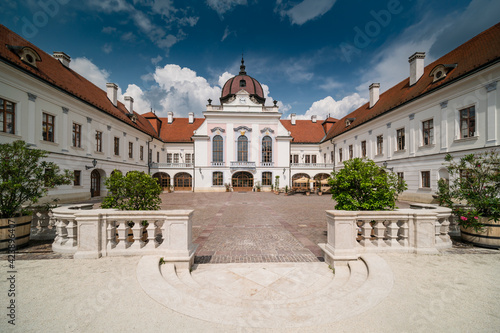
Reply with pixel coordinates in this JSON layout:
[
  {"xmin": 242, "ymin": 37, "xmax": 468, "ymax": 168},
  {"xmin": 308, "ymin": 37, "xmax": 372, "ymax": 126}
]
[{"xmin": 0, "ymin": 23, "xmax": 499, "ymax": 203}]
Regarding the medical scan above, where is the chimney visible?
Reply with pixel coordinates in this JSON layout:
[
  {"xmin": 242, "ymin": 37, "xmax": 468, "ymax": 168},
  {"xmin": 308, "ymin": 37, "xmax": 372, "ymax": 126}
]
[
  {"xmin": 167, "ymin": 111, "xmax": 173, "ymax": 124},
  {"xmin": 124, "ymin": 96, "xmax": 134, "ymax": 114},
  {"xmin": 106, "ymin": 83, "xmax": 118, "ymax": 106},
  {"xmin": 408, "ymin": 52, "xmax": 425, "ymax": 86},
  {"xmin": 188, "ymin": 112, "xmax": 194, "ymax": 124},
  {"xmin": 369, "ymin": 83, "xmax": 380, "ymax": 108},
  {"xmin": 291, "ymin": 113, "xmax": 296, "ymax": 125},
  {"xmin": 53, "ymin": 51, "xmax": 70, "ymax": 67},
  {"xmin": 311, "ymin": 115, "xmax": 317, "ymax": 123}
]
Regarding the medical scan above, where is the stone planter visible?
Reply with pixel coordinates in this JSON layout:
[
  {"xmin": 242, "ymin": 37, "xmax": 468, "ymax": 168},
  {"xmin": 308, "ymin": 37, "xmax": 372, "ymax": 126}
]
[
  {"xmin": 0, "ymin": 215, "xmax": 32, "ymax": 251},
  {"xmin": 460, "ymin": 217, "xmax": 500, "ymax": 249}
]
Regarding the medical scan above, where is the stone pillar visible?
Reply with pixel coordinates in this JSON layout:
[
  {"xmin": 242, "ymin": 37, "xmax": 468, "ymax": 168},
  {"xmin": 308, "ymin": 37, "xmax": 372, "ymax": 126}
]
[
  {"xmin": 485, "ymin": 82, "xmax": 497, "ymax": 145},
  {"xmin": 27, "ymin": 93, "xmax": 37, "ymax": 146},
  {"xmin": 321, "ymin": 211, "xmax": 359, "ymax": 264},
  {"xmin": 159, "ymin": 210, "xmax": 197, "ymax": 269},
  {"xmin": 73, "ymin": 211, "xmax": 103, "ymax": 259},
  {"xmin": 413, "ymin": 210, "xmax": 439, "ymax": 254}
]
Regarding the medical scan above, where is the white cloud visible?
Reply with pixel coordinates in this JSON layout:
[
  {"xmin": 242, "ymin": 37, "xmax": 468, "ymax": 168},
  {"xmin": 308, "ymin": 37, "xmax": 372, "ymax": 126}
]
[
  {"xmin": 221, "ymin": 26, "xmax": 236, "ymax": 42},
  {"xmin": 301, "ymin": 94, "xmax": 367, "ymax": 120},
  {"xmin": 102, "ymin": 43, "xmax": 112, "ymax": 54},
  {"xmin": 70, "ymin": 57, "xmax": 110, "ymax": 89},
  {"xmin": 153, "ymin": 64, "xmax": 222, "ymax": 117},
  {"xmin": 102, "ymin": 26, "xmax": 116, "ymax": 34},
  {"xmin": 218, "ymin": 71, "xmax": 234, "ymax": 87},
  {"xmin": 277, "ymin": 0, "xmax": 336, "ymax": 25},
  {"xmin": 206, "ymin": 0, "xmax": 247, "ymax": 16},
  {"xmin": 151, "ymin": 55, "xmax": 163, "ymax": 65},
  {"xmin": 120, "ymin": 84, "xmax": 152, "ymax": 114}
]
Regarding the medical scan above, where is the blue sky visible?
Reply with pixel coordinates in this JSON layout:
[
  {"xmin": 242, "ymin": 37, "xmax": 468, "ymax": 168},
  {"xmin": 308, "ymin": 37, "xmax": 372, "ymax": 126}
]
[{"xmin": 1, "ymin": 0, "xmax": 499, "ymax": 119}]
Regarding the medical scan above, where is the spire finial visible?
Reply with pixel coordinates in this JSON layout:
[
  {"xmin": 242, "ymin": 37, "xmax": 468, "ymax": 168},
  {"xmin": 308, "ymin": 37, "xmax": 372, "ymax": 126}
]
[{"xmin": 239, "ymin": 54, "xmax": 246, "ymax": 75}]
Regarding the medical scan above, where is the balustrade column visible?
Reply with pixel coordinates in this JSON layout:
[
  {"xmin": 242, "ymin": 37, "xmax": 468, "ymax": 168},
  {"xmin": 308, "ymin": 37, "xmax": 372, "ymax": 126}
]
[
  {"xmin": 385, "ymin": 220, "xmax": 400, "ymax": 247},
  {"xmin": 373, "ymin": 220, "xmax": 387, "ymax": 247},
  {"xmin": 398, "ymin": 220, "xmax": 409, "ymax": 247},
  {"xmin": 359, "ymin": 220, "xmax": 374, "ymax": 247},
  {"xmin": 66, "ymin": 218, "xmax": 77, "ymax": 248},
  {"xmin": 114, "ymin": 221, "xmax": 129, "ymax": 250},
  {"xmin": 129, "ymin": 221, "xmax": 144, "ymax": 250}
]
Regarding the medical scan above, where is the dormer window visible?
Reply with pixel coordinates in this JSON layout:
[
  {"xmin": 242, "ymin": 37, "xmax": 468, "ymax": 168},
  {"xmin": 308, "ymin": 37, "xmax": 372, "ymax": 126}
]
[
  {"xmin": 7, "ymin": 45, "xmax": 41, "ymax": 68},
  {"xmin": 429, "ymin": 64, "xmax": 457, "ymax": 82},
  {"xmin": 345, "ymin": 117, "xmax": 355, "ymax": 127},
  {"xmin": 239, "ymin": 79, "xmax": 246, "ymax": 87}
]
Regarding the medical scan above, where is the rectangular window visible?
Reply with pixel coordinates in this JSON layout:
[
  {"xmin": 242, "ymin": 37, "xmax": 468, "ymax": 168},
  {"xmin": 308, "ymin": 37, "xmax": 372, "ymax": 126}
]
[
  {"xmin": 148, "ymin": 149, "xmax": 152, "ymax": 162},
  {"xmin": 331, "ymin": 151, "xmax": 334, "ymax": 162},
  {"xmin": 349, "ymin": 145, "xmax": 353, "ymax": 159},
  {"xmin": 262, "ymin": 172, "xmax": 272, "ymax": 186},
  {"xmin": 174, "ymin": 153, "xmax": 179, "ymax": 163},
  {"xmin": 422, "ymin": 119, "xmax": 434, "ymax": 145},
  {"xmin": 397, "ymin": 172, "xmax": 404, "ymax": 185},
  {"xmin": 191, "ymin": 153, "xmax": 194, "ymax": 163},
  {"xmin": 157, "ymin": 151, "xmax": 160, "ymax": 163},
  {"xmin": 0, "ymin": 98, "xmax": 15, "ymax": 134},
  {"xmin": 305, "ymin": 155, "xmax": 311, "ymax": 164},
  {"xmin": 114, "ymin": 137, "xmax": 119, "ymax": 155},
  {"xmin": 311, "ymin": 155, "xmax": 316, "ymax": 164},
  {"xmin": 361, "ymin": 141, "xmax": 366, "ymax": 157},
  {"xmin": 339, "ymin": 148, "xmax": 343, "ymax": 162},
  {"xmin": 212, "ymin": 172, "xmax": 223, "ymax": 186},
  {"xmin": 42, "ymin": 113, "xmax": 55, "ymax": 142},
  {"xmin": 95, "ymin": 131, "xmax": 102, "ymax": 152},
  {"xmin": 376, "ymin": 135, "xmax": 383, "ymax": 155},
  {"xmin": 460, "ymin": 106, "xmax": 475, "ymax": 138},
  {"xmin": 74, "ymin": 170, "xmax": 81, "ymax": 186},
  {"xmin": 421, "ymin": 171, "xmax": 431, "ymax": 188},
  {"xmin": 72, "ymin": 123, "xmax": 81, "ymax": 147},
  {"xmin": 185, "ymin": 153, "xmax": 191, "ymax": 164},
  {"xmin": 128, "ymin": 142, "xmax": 133, "ymax": 158},
  {"xmin": 293, "ymin": 154, "xmax": 299, "ymax": 164},
  {"xmin": 397, "ymin": 128, "xmax": 405, "ymax": 151},
  {"xmin": 167, "ymin": 153, "xmax": 172, "ymax": 163},
  {"xmin": 324, "ymin": 153, "xmax": 326, "ymax": 163},
  {"xmin": 140, "ymin": 146, "xmax": 144, "ymax": 161}
]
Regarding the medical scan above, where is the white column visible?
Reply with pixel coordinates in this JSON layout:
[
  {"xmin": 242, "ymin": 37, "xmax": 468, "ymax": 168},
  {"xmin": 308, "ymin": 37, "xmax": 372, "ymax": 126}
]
[
  {"xmin": 61, "ymin": 107, "xmax": 69, "ymax": 152},
  {"xmin": 440, "ymin": 101, "xmax": 448, "ymax": 151},
  {"xmin": 485, "ymin": 82, "xmax": 498, "ymax": 145},
  {"xmin": 27, "ymin": 93, "xmax": 37, "ymax": 146},
  {"xmin": 408, "ymin": 113, "xmax": 416, "ymax": 156}
]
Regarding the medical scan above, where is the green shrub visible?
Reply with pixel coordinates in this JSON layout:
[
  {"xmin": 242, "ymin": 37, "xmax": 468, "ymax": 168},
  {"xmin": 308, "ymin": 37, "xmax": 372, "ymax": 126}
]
[
  {"xmin": 0, "ymin": 140, "xmax": 72, "ymax": 218},
  {"xmin": 101, "ymin": 170, "xmax": 162, "ymax": 210},
  {"xmin": 328, "ymin": 158, "xmax": 407, "ymax": 211}
]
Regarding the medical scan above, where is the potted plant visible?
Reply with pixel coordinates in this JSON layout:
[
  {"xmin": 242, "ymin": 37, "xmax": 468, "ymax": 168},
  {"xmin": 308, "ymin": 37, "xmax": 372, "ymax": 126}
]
[
  {"xmin": 255, "ymin": 181, "xmax": 261, "ymax": 192},
  {"xmin": 329, "ymin": 158, "xmax": 406, "ymax": 210},
  {"xmin": 270, "ymin": 184, "xmax": 273, "ymax": 192},
  {"xmin": 0, "ymin": 140, "xmax": 72, "ymax": 250},
  {"xmin": 284, "ymin": 185, "xmax": 289, "ymax": 196},
  {"xmin": 224, "ymin": 183, "xmax": 230, "ymax": 192},
  {"xmin": 436, "ymin": 151, "xmax": 500, "ymax": 248}
]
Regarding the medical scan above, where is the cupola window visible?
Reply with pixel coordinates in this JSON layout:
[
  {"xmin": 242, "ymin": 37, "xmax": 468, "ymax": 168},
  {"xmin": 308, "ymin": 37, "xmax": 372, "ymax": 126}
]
[{"xmin": 240, "ymin": 79, "xmax": 246, "ymax": 87}]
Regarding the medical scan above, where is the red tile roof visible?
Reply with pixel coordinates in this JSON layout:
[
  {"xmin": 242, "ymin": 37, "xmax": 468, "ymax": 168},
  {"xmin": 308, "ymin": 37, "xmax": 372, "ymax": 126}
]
[
  {"xmin": 158, "ymin": 118, "xmax": 205, "ymax": 142},
  {"xmin": 280, "ymin": 120, "xmax": 328, "ymax": 143},
  {"xmin": 324, "ymin": 22, "xmax": 500, "ymax": 142},
  {"xmin": 0, "ymin": 24, "xmax": 159, "ymax": 138}
]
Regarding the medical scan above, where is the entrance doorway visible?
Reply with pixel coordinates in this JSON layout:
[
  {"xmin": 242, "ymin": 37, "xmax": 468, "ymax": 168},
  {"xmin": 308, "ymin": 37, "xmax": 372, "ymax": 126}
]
[
  {"xmin": 232, "ymin": 171, "xmax": 253, "ymax": 191},
  {"xmin": 174, "ymin": 172, "xmax": 192, "ymax": 191},
  {"xmin": 153, "ymin": 172, "xmax": 171, "ymax": 191},
  {"xmin": 91, "ymin": 169, "xmax": 101, "ymax": 197}
]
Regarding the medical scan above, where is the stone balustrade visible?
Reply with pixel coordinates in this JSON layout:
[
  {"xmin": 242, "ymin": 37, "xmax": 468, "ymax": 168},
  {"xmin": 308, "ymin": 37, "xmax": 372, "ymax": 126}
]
[
  {"xmin": 319, "ymin": 206, "xmax": 452, "ymax": 265},
  {"xmin": 52, "ymin": 206, "xmax": 197, "ymax": 269}
]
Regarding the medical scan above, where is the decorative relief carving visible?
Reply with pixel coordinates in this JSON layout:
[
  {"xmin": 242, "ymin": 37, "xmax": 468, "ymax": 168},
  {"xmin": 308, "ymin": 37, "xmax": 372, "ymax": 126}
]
[
  {"xmin": 234, "ymin": 126, "xmax": 252, "ymax": 132},
  {"xmin": 260, "ymin": 127, "xmax": 275, "ymax": 134},
  {"xmin": 210, "ymin": 127, "xmax": 226, "ymax": 133}
]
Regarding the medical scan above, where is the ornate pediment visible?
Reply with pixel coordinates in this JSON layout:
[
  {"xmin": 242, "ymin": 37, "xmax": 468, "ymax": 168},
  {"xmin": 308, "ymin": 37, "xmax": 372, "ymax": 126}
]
[
  {"xmin": 234, "ymin": 126, "xmax": 252, "ymax": 132},
  {"xmin": 211, "ymin": 127, "xmax": 226, "ymax": 133},
  {"xmin": 260, "ymin": 127, "xmax": 275, "ymax": 134}
]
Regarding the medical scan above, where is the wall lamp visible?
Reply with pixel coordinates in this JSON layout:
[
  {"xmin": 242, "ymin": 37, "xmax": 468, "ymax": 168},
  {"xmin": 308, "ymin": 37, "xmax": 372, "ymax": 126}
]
[
  {"xmin": 85, "ymin": 159, "xmax": 97, "ymax": 170},
  {"xmin": 382, "ymin": 161, "xmax": 394, "ymax": 171},
  {"xmin": 283, "ymin": 168, "xmax": 286, "ymax": 174},
  {"xmin": 199, "ymin": 168, "xmax": 202, "ymax": 174}
]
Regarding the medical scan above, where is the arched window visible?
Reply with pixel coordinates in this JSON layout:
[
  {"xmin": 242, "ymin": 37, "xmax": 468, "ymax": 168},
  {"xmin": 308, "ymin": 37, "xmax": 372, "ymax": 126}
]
[
  {"xmin": 262, "ymin": 136, "xmax": 272, "ymax": 163},
  {"xmin": 237, "ymin": 135, "xmax": 248, "ymax": 162},
  {"xmin": 213, "ymin": 135, "xmax": 223, "ymax": 162}
]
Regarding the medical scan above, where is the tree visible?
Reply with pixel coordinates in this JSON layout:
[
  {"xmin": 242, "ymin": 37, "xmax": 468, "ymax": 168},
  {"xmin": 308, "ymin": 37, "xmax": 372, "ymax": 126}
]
[
  {"xmin": 328, "ymin": 158, "xmax": 407, "ymax": 211},
  {"xmin": 0, "ymin": 140, "xmax": 72, "ymax": 218},
  {"xmin": 101, "ymin": 170, "xmax": 162, "ymax": 210}
]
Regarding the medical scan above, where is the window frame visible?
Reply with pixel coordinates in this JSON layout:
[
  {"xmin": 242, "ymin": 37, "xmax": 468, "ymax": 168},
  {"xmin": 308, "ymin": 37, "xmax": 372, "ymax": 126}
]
[
  {"xmin": 262, "ymin": 136, "xmax": 272, "ymax": 163},
  {"xmin": 421, "ymin": 171, "xmax": 431, "ymax": 188},
  {"xmin": 42, "ymin": 112, "xmax": 55, "ymax": 142},
  {"xmin": 459, "ymin": 106, "xmax": 475, "ymax": 139},
  {"xmin": 72, "ymin": 123, "xmax": 81, "ymax": 148},
  {"xmin": 262, "ymin": 171, "xmax": 272, "ymax": 186},
  {"xmin": 74, "ymin": 170, "xmax": 81, "ymax": 186},
  {"xmin": 212, "ymin": 171, "xmax": 223, "ymax": 186},
  {"xmin": 422, "ymin": 119, "xmax": 434, "ymax": 146},
  {"xmin": 113, "ymin": 137, "xmax": 120, "ymax": 156},
  {"xmin": 95, "ymin": 130, "xmax": 102, "ymax": 152},
  {"xmin": 396, "ymin": 128, "xmax": 405, "ymax": 151},
  {"xmin": 128, "ymin": 142, "xmax": 133, "ymax": 159},
  {"xmin": 339, "ymin": 148, "xmax": 343, "ymax": 162},
  {"xmin": 0, "ymin": 98, "xmax": 15, "ymax": 134},
  {"xmin": 140, "ymin": 145, "xmax": 144, "ymax": 161},
  {"xmin": 376, "ymin": 135, "xmax": 383, "ymax": 155},
  {"xmin": 237, "ymin": 135, "xmax": 248, "ymax": 162},
  {"xmin": 348, "ymin": 145, "xmax": 353, "ymax": 159},
  {"xmin": 361, "ymin": 140, "xmax": 367, "ymax": 157},
  {"xmin": 212, "ymin": 135, "xmax": 223, "ymax": 162}
]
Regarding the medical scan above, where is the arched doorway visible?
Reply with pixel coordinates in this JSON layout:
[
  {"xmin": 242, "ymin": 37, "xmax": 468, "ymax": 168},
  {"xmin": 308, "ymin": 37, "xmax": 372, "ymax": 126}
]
[
  {"xmin": 153, "ymin": 172, "xmax": 170, "ymax": 191},
  {"xmin": 174, "ymin": 172, "xmax": 192, "ymax": 191},
  {"xmin": 314, "ymin": 173, "xmax": 330, "ymax": 191},
  {"xmin": 292, "ymin": 173, "xmax": 310, "ymax": 191},
  {"xmin": 91, "ymin": 169, "xmax": 101, "ymax": 197},
  {"xmin": 232, "ymin": 171, "xmax": 253, "ymax": 191}
]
